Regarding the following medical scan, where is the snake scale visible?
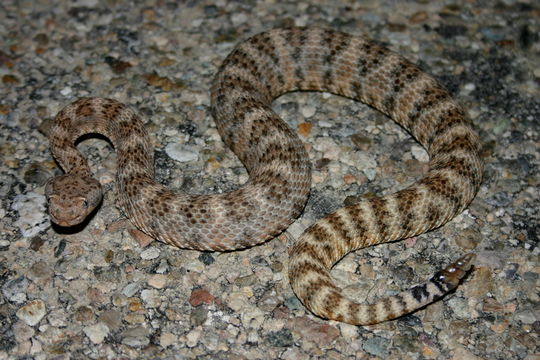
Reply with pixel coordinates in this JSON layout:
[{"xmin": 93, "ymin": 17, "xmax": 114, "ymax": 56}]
[{"xmin": 46, "ymin": 27, "xmax": 482, "ymax": 325}]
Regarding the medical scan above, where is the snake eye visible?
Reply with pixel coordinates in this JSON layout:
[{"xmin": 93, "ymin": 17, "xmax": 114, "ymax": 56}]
[{"xmin": 82, "ymin": 199, "xmax": 89, "ymax": 208}]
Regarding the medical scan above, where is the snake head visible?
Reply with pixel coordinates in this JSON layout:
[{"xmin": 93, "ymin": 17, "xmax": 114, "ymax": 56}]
[{"xmin": 45, "ymin": 174, "xmax": 103, "ymax": 227}]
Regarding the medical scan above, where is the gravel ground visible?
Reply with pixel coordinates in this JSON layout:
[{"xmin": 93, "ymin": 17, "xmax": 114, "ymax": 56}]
[{"xmin": 1, "ymin": 0, "xmax": 539, "ymax": 359}]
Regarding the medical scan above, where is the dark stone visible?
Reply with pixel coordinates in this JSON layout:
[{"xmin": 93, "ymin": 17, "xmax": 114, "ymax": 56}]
[
  {"xmin": 198, "ymin": 252, "xmax": 215, "ymax": 265},
  {"xmin": 435, "ymin": 24, "xmax": 467, "ymax": 38},
  {"xmin": 266, "ymin": 329, "xmax": 294, "ymax": 347}
]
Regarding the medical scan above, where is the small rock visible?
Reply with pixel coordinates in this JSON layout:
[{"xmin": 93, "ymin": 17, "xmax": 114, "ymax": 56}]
[
  {"xmin": 2, "ymin": 276, "xmax": 29, "ymax": 304},
  {"xmin": 364, "ymin": 168, "xmax": 376, "ymax": 181},
  {"xmin": 198, "ymin": 253, "xmax": 215, "ymax": 265},
  {"xmin": 297, "ymin": 122, "xmax": 312, "ymax": 137},
  {"xmin": 241, "ymin": 306, "xmax": 264, "ymax": 329},
  {"xmin": 266, "ymin": 329, "xmax": 294, "ymax": 347},
  {"xmin": 148, "ymin": 274, "xmax": 167, "ymax": 289},
  {"xmin": 410, "ymin": 145, "xmax": 428, "ymax": 162},
  {"xmin": 281, "ymin": 348, "xmax": 309, "ymax": 360},
  {"xmin": 74, "ymin": 306, "xmax": 96, "ymax": 323},
  {"xmin": 362, "ymin": 336, "xmax": 390, "ymax": 358},
  {"xmin": 189, "ymin": 288, "xmax": 215, "ymax": 307},
  {"xmin": 140, "ymin": 247, "xmax": 160, "ymax": 260},
  {"xmin": 165, "ymin": 143, "xmax": 198, "ymax": 162},
  {"xmin": 301, "ymin": 104, "xmax": 316, "ymax": 118},
  {"xmin": 283, "ymin": 296, "xmax": 303, "ymax": 311},
  {"xmin": 60, "ymin": 86, "xmax": 72, "ymax": 96},
  {"xmin": 0, "ymin": 239, "xmax": 10, "ymax": 250},
  {"xmin": 455, "ymin": 229, "xmax": 481, "ymax": 249},
  {"xmin": 190, "ymin": 307, "xmax": 208, "ymax": 326},
  {"xmin": 156, "ymin": 259, "xmax": 170, "ymax": 274},
  {"xmin": 410, "ymin": 11, "xmax": 428, "ymax": 24},
  {"xmin": 98, "ymin": 310, "xmax": 122, "ymax": 330},
  {"xmin": 141, "ymin": 289, "xmax": 161, "ymax": 308},
  {"xmin": 13, "ymin": 321, "xmax": 35, "ymax": 342},
  {"xmin": 83, "ymin": 322, "xmax": 110, "ymax": 344},
  {"xmin": 350, "ymin": 133, "xmax": 372, "ymax": 151},
  {"xmin": 16, "ymin": 300, "xmax": 47, "ymax": 326},
  {"xmin": 122, "ymin": 282, "xmax": 142, "ymax": 297},
  {"xmin": 288, "ymin": 316, "xmax": 340, "ymax": 347},
  {"xmin": 447, "ymin": 297, "xmax": 470, "ymax": 319},
  {"xmin": 465, "ymin": 267, "xmax": 493, "ymax": 298},
  {"xmin": 160, "ymin": 331, "xmax": 177, "ymax": 348},
  {"xmin": 47, "ymin": 309, "xmax": 67, "ymax": 327},
  {"xmin": 514, "ymin": 309, "xmax": 538, "ymax": 324},
  {"xmin": 121, "ymin": 326, "xmax": 150, "ymax": 347},
  {"xmin": 186, "ymin": 327, "xmax": 202, "ymax": 347},
  {"xmin": 11, "ymin": 192, "xmax": 49, "ymax": 238}
]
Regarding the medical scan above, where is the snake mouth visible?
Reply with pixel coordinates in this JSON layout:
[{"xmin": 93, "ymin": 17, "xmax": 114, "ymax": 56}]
[{"xmin": 49, "ymin": 211, "xmax": 88, "ymax": 227}]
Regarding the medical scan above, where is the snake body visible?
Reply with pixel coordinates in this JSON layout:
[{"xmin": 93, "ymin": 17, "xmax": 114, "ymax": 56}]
[{"xmin": 46, "ymin": 27, "xmax": 482, "ymax": 324}]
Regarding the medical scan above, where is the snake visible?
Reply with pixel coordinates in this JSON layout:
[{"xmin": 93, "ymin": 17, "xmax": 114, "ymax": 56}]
[{"xmin": 46, "ymin": 27, "xmax": 483, "ymax": 325}]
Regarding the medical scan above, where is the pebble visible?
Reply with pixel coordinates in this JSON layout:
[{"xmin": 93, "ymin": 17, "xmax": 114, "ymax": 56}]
[
  {"xmin": 98, "ymin": 309, "xmax": 122, "ymax": 330},
  {"xmin": 447, "ymin": 297, "xmax": 470, "ymax": 319},
  {"xmin": 266, "ymin": 329, "xmax": 294, "ymax": 347},
  {"xmin": 362, "ymin": 336, "xmax": 390, "ymax": 358},
  {"xmin": 121, "ymin": 326, "xmax": 150, "ymax": 347},
  {"xmin": 410, "ymin": 144, "xmax": 429, "ymax": 162},
  {"xmin": 148, "ymin": 274, "xmax": 168, "ymax": 289},
  {"xmin": 122, "ymin": 282, "xmax": 142, "ymax": 297},
  {"xmin": 11, "ymin": 193, "xmax": 49, "ymax": 238},
  {"xmin": 74, "ymin": 306, "xmax": 95, "ymax": 323},
  {"xmin": 83, "ymin": 322, "xmax": 110, "ymax": 344},
  {"xmin": 282, "ymin": 348, "xmax": 310, "ymax": 360},
  {"xmin": 301, "ymin": 104, "xmax": 316, "ymax": 118},
  {"xmin": 12, "ymin": 321, "xmax": 35, "ymax": 342},
  {"xmin": 297, "ymin": 122, "xmax": 312, "ymax": 137},
  {"xmin": 2, "ymin": 276, "xmax": 29, "ymax": 304},
  {"xmin": 455, "ymin": 229, "xmax": 482, "ymax": 249},
  {"xmin": 160, "ymin": 331, "xmax": 177, "ymax": 348},
  {"xmin": 289, "ymin": 316, "xmax": 340, "ymax": 347},
  {"xmin": 47, "ymin": 309, "xmax": 67, "ymax": 327},
  {"xmin": 141, "ymin": 289, "xmax": 161, "ymax": 308},
  {"xmin": 16, "ymin": 300, "xmax": 47, "ymax": 326},
  {"xmin": 241, "ymin": 306, "xmax": 265, "ymax": 329},
  {"xmin": 164, "ymin": 142, "xmax": 198, "ymax": 162},
  {"xmin": 186, "ymin": 327, "xmax": 202, "ymax": 347},
  {"xmin": 190, "ymin": 307, "xmax": 208, "ymax": 326},
  {"xmin": 513, "ymin": 309, "xmax": 538, "ymax": 324},
  {"xmin": 189, "ymin": 288, "xmax": 215, "ymax": 307},
  {"xmin": 140, "ymin": 247, "xmax": 160, "ymax": 260}
]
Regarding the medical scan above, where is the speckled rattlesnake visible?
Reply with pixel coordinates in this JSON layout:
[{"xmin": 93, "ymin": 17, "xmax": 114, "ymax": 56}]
[{"xmin": 46, "ymin": 27, "xmax": 482, "ymax": 325}]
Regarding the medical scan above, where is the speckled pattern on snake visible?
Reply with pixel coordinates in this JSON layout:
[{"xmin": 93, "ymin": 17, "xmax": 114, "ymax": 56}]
[{"xmin": 46, "ymin": 27, "xmax": 483, "ymax": 325}]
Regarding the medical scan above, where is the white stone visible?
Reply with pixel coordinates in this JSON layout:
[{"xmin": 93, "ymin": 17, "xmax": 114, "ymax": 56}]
[
  {"xmin": 16, "ymin": 300, "xmax": 46, "ymax": 326},
  {"xmin": 160, "ymin": 331, "xmax": 177, "ymax": 347},
  {"xmin": 339, "ymin": 323, "xmax": 358, "ymax": 339},
  {"xmin": 363, "ymin": 168, "xmax": 376, "ymax": 181},
  {"xmin": 165, "ymin": 143, "xmax": 198, "ymax": 162},
  {"xmin": 141, "ymin": 289, "xmax": 161, "ymax": 308},
  {"xmin": 83, "ymin": 322, "xmax": 109, "ymax": 344},
  {"xmin": 231, "ymin": 13, "xmax": 247, "ymax": 25},
  {"xmin": 140, "ymin": 247, "xmax": 160, "ymax": 260},
  {"xmin": 186, "ymin": 328, "xmax": 202, "ymax": 347},
  {"xmin": 301, "ymin": 105, "xmax": 316, "ymax": 118},
  {"xmin": 60, "ymin": 86, "xmax": 72, "ymax": 96},
  {"xmin": 464, "ymin": 83, "xmax": 476, "ymax": 91},
  {"xmin": 411, "ymin": 144, "xmax": 429, "ymax": 162},
  {"xmin": 240, "ymin": 306, "xmax": 264, "ymax": 329},
  {"xmin": 227, "ymin": 291, "xmax": 249, "ymax": 312},
  {"xmin": 11, "ymin": 193, "xmax": 49, "ymax": 238}
]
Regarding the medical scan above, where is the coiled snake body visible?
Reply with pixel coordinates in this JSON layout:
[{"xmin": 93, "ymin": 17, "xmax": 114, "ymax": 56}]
[{"xmin": 46, "ymin": 27, "xmax": 482, "ymax": 325}]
